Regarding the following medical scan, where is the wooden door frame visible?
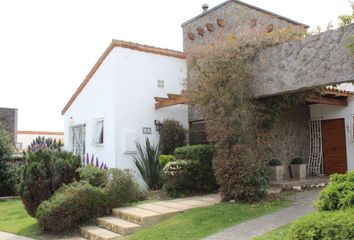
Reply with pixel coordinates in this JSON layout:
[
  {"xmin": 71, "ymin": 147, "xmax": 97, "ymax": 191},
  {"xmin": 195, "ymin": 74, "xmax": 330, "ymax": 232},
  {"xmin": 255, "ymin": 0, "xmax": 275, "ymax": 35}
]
[{"xmin": 321, "ymin": 118, "xmax": 348, "ymax": 175}]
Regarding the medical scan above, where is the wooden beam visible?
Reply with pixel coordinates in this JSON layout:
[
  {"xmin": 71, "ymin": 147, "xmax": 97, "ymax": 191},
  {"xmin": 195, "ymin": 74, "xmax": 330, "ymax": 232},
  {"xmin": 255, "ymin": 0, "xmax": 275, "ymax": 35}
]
[
  {"xmin": 167, "ymin": 93, "xmax": 181, "ymax": 99},
  {"xmin": 306, "ymin": 97, "xmax": 348, "ymax": 106},
  {"xmin": 154, "ymin": 97, "xmax": 169, "ymax": 102},
  {"xmin": 155, "ymin": 95, "xmax": 189, "ymax": 109}
]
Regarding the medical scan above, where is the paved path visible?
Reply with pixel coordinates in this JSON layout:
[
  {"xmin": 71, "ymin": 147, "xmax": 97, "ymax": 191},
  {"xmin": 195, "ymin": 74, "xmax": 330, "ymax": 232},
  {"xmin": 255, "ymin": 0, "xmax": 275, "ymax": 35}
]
[
  {"xmin": 205, "ymin": 190, "xmax": 320, "ymax": 240},
  {"xmin": 0, "ymin": 231, "xmax": 34, "ymax": 240}
]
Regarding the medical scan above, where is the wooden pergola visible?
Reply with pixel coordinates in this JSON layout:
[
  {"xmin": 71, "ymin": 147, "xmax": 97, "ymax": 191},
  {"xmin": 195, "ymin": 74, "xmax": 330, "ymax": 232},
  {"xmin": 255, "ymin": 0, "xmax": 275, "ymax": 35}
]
[
  {"xmin": 154, "ymin": 92, "xmax": 189, "ymax": 109},
  {"xmin": 305, "ymin": 88, "xmax": 352, "ymax": 107},
  {"xmin": 154, "ymin": 88, "xmax": 352, "ymax": 110}
]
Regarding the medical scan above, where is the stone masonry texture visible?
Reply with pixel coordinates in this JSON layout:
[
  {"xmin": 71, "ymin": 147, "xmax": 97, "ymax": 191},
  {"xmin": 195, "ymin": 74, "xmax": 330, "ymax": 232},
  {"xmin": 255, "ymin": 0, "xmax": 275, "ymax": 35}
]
[
  {"xmin": 182, "ymin": 1, "xmax": 304, "ymax": 52},
  {"xmin": 251, "ymin": 24, "xmax": 354, "ymax": 97},
  {"xmin": 0, "ymin": 108, "xmax": 17, "ymax": 142}
]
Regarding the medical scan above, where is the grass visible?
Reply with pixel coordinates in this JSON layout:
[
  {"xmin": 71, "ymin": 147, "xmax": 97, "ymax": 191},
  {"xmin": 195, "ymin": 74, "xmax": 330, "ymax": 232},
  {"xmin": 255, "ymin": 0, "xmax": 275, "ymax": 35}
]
[
  {"xmin": 0, "ymin": 199, "xmax": 41, "ymax": 239},
  {"xmin": 126, "ymin": 200, "xmax": 289, "ymax": 240},
  {"xmin": 253, "ymin": 224, "xmax": 291, "ymax": 240}
]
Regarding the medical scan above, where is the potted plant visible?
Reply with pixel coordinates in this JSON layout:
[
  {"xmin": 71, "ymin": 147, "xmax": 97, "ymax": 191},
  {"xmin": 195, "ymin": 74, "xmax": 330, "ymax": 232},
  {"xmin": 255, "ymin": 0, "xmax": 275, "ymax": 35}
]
[
  {"xmin": 268, "ymin": 159, "xmax": 283, "ymax": 181},
  {"xmin": 290, "ymin": 157, "xmax": 307, "ymax": 179}
]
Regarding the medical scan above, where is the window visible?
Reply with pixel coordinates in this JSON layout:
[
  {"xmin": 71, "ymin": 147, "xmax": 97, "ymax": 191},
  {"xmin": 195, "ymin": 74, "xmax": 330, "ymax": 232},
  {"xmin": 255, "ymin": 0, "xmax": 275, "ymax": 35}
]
[
  {"xmin": 92, "ymin": 119, "xmax": 104, "ymax": 145},
  {"xmin": 71, "ymin": 124, "xmax": 86, "ymax": 157},
  {"xmin": 157, "ymin": 80, "xmax": 164, "ymax": 88}
]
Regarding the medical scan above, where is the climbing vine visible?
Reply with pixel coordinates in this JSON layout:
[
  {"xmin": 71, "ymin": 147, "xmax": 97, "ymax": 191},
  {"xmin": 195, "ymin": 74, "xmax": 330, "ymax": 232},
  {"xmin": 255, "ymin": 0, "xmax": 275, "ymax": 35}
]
[{"xmin": 186, "ymin": 27, "xmax": 320, "ymax": 202}]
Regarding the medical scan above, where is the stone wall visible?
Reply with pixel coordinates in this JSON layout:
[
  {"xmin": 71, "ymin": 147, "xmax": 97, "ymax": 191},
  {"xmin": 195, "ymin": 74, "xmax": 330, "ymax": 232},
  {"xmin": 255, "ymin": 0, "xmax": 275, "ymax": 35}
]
[
  {"xmin": 182, "ymin": 0, "xmax": 305, "ymax": 52},
  {"xmin": 269, "ymin": 104, "xmax": 310, "ymax": 179},
  {"xmin": 0, "ymin": 108, "xmax": 18, "ymax": 143},
  {"xmin": 251, "ymin": 24, "xmax": 354, "ymax": 97}
]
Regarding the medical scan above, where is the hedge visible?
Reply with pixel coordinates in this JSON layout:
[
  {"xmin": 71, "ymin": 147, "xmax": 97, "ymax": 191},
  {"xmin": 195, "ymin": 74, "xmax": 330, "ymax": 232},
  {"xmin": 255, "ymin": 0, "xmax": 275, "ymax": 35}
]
[{"xmin": 287, "ymin": 208, "xmax": 354, "ymax": 240}]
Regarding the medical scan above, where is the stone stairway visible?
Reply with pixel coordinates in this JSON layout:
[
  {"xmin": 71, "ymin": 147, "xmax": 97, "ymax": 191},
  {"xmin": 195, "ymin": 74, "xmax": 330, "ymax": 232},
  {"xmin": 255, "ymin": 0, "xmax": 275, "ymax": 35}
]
[{"xmin": 80, "ymin": 194, "xmax": 221, "ymax": 240}]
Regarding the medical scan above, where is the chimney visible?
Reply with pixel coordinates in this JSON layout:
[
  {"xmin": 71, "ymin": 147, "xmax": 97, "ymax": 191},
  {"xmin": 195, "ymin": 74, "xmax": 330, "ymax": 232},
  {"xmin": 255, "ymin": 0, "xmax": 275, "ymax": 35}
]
[{"xmin": 202, "ymin": 3, "xmax": 209, "ymax": 12}]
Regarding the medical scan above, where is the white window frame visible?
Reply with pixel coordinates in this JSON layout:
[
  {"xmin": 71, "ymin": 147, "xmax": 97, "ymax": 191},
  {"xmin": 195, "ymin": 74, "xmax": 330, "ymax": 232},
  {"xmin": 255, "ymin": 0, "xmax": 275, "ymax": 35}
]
[{"xmin": 92, "ymin": 118, "xmax": 104, "ymax": 145}]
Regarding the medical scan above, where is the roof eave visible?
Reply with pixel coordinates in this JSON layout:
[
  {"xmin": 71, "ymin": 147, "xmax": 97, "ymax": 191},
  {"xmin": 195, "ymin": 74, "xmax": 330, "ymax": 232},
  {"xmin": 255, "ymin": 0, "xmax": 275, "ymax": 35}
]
[{"xmin": 181, "ymin": 0, "xmax": 309, "ymax": 28}]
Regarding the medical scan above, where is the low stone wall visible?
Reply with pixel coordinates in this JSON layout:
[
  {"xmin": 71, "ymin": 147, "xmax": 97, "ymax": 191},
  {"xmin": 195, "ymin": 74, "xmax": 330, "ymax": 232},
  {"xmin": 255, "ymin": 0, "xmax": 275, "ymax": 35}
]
[{"xmin": 251, "ymin": 24, "xmax": 354, "ymax": 97}]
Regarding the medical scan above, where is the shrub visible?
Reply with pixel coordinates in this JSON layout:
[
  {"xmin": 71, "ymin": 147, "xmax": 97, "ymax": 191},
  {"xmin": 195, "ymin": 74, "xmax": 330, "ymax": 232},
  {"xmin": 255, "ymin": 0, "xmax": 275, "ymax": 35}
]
[
  {"xmin": 163, "ymin": 160, "xmax": 199, "ymax": 197},
  {"xmin": 132, "ymin": 138, "xmax": 162, "ymax": 190},
  {"xmin": 287, "ymin": 208, "xmax": 354, "ymax": 240},
  {"xmin": 19, "ymin": 149, "xmax": 82, "ymax": 216},
  {"xmin": 28, "ymin": 136, "xmax": 63, "ymax": 152},
  {"xmin": 4, "ymin": 161, "xmax": 23, "ymax": 194},
  {"xmin": 316, "ymin": 171, "xmax": 354, "ymax": 211},
  {"xmin": 213, "ymin": 144, "xmax": 269, "ymax": 202},
  {"xmin": 77, "ymin": 165, "xmax": 108, "ymax": 187},
  {"xmin": 163, "ymin": 145, "xmax": 217, "ymax": 197},
  {"xmin": 159, "ymin": 155, "xmax": 176, "ymax": 168},
  {"xmin": 0, "ymin": 127, "xmax": 14, "ymax": 196},
  {"xmin": 290, "ymin": 157, "xmax": 305, "ymax": 165},
  {"xmin": 105, "ymin": 168, "xmax": 141, "ymax": 209},
  {"xmin": 36, "ymin": 182, "xmax": 107, "ymax": 232},
  {"xmin": 175, "ymin": 144, "xmax": 213, "ymax": 162},
  {"xmin": 159, "ymin": 119, "xmax": 187, "ymax": 154},
  {"xmin": 268, "ymin": 159, "xmax": 282, "ymax": 166}
]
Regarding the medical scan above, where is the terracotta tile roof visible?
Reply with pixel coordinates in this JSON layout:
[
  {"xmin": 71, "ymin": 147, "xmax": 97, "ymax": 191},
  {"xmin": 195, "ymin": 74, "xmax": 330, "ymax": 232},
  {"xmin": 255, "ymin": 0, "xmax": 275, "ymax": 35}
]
[
  {"xmin": 324, "ymin": 86, "xmax": 353, "ymax": 96},
  {"xmin": 181, "ymin": 0, "xmax": 309, "ymax": 28},
  {"xmin": 61, "ymin": 40, "xmax": 186, "ymax": 115}
]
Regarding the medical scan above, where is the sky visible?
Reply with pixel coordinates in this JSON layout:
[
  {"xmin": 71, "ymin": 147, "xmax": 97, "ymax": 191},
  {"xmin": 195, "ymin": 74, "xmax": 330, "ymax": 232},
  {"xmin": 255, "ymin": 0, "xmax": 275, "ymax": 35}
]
[{"xmin": 0, "ymin": 0, "xmax": 352, "ymax": 132}]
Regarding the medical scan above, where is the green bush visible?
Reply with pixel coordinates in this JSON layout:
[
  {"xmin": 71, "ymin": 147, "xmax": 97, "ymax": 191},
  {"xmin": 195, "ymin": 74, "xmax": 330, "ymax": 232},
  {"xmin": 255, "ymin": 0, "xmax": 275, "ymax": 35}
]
[
  {"xmin": 4, "ymin": 161, "xmax": 23, "ymax": 194},
  {"xmin": 105, "ymin": 168, "xmax": 141, "ymax": 209},
  {"xmin": 159, "ymin": 119, "xmax": 187, "ymax": 154},
  {"xmin": 316, "ymin": 171, "xmax": 354, "ymax": 211},
  {"xmin": 36, "ymin": 182, "xmax": 107, "ymax": 232},
  {"xmin": 213, "ymin": 144, "xmax": 269, "ymax": 202},
  {"xmin": 77, "ymin": 165, "xmax": 108, "ymax": 187},
  {"xmin": 268, "ymin": 159, "xmax": 282, "ymax": 166},
  {"xmin": 19, "ymin": 149, "xmax": 82, "ymax": 216},
  {"xmin": 287, "ymin": 208, "xmax": 354, "ymax": 240},
  {"xmin": 0, "ymin": 127, "xmax": 14, "ymax": 196},
  {"xmin": 175, "ymin": 144, "xmax": 213, "ymax": 162},
  {"xmin": 163, "ymin": 145, "xmax": 217, "ymax": 197},
  {"xmin": 163, "ymin": 160, "xmax": 199, "ymax": 197},
  {"xmin": 159, "ymin": 155, "xmax": 176, "ymax": 168},
  {"xmin": 290, "ymin": 157, "xmax": 304, "ymax": 165}
]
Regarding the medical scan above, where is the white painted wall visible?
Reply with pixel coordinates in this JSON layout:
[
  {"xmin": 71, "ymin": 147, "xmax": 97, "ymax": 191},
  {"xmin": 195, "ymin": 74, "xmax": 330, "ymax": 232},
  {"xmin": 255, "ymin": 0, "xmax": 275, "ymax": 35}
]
[
  {"xmin": 64, "ymin": 48, "xmax": 118, "ymax": 168},
  {"xmin": 64, "ymin": 46, "xmax": 188, "ymax": 186},
  {"xmin": 310, "ymin": 96, "xmax": 354, "ymax": 172}
]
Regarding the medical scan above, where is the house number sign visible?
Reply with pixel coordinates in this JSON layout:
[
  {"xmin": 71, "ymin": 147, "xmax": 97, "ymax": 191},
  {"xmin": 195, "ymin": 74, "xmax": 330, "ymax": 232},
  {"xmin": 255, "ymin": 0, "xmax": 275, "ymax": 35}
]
[{"xmin": 143, "ymin": 127, "xmax": 152, "ymax": 134}]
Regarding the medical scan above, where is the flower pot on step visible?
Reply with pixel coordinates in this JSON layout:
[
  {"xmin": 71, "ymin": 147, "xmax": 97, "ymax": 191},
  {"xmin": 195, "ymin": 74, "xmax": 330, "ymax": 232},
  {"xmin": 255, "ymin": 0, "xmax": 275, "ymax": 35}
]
[
  {"xmin": 270, "ymin": 165, "xmax": 284, "ymax": 181},
  {"xmin": 290, "ymin": 164, "xmax": 307, "ymax": 179}
]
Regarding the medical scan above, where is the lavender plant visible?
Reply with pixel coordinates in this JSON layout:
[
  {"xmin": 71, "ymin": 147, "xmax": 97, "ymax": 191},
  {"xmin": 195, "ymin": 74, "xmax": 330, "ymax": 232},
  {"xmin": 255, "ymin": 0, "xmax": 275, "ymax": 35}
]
[{"xmin": 83, "ymin": 153, "xmax": 108, "ymax": 170}]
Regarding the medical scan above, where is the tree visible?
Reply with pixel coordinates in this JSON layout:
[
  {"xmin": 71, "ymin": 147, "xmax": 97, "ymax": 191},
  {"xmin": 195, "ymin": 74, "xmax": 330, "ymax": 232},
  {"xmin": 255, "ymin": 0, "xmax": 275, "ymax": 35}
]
[{"xmin": 0, "ymin": 126, "xmax": 14, "ymax": 196}]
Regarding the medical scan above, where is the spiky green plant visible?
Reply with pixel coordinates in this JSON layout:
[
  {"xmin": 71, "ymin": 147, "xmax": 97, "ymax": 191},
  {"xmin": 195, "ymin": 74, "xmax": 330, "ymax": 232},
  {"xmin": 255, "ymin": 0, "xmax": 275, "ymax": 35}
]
[{"xmin": 132, "ymin": 138, "xmax": 162, "ymax": 190}]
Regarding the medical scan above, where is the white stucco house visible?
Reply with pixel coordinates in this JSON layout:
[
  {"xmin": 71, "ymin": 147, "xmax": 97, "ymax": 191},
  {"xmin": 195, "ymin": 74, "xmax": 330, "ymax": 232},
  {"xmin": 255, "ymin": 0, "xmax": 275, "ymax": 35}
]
[{"xmin": 62, "ymin": 40, "xmax": 188, "ymax": 179}]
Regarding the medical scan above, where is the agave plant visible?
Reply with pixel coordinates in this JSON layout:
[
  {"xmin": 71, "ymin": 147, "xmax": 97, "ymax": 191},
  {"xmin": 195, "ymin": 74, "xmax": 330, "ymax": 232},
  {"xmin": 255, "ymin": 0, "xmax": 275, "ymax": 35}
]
[{"xmin": 132, "ymin": 138, "xmax": 162, "ymax": 190}]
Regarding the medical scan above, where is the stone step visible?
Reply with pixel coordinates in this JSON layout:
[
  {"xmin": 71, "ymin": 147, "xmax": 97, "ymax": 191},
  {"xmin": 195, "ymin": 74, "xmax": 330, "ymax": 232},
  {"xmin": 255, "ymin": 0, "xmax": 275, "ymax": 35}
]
[
  {"xmin": 169, "ymin": 199, "xmax": 213, "ymax": 208},
  {"xmin": 135, "ymin": 203, "xmax": 181, "ymax": 215},
  {"xmin": 153, "ymin": 201, "xmax": 195, "ymax": 211},
  {"xmin": 268, "ymin": 187, "xmax": 282, "ymax": 194},
  {"xmin": 97, "ymin": 216, "xmax": 142, "ymax": 235},
  {"xmin": 80, "ymin": 226, "xmax": 122, "ymax": 240},
  {"xmin": 112, "ymin": 206, "xmax": 170, "ymax": 226}
]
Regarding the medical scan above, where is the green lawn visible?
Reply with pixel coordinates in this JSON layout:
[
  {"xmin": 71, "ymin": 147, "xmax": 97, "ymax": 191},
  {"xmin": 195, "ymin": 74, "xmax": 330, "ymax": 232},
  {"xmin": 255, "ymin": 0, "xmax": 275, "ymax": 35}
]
[
  {"xmin": 253, "ymin": 224, "xmax": 291, "ymax": 240},
  {"xmin": 0, "ymin": 199, "xmax": 41, "ymax": 239},
  {"xmin": 127, "ymin": 200, "xmax": 289, "ymax": 240}
]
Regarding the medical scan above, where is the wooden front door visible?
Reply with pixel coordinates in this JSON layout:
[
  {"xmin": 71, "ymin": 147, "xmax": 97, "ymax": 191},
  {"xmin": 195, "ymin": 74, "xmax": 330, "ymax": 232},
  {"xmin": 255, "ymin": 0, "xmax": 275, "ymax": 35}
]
[{"xmin": 321, "ymin": 119, "xmax": 347, "ymax": 175}]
